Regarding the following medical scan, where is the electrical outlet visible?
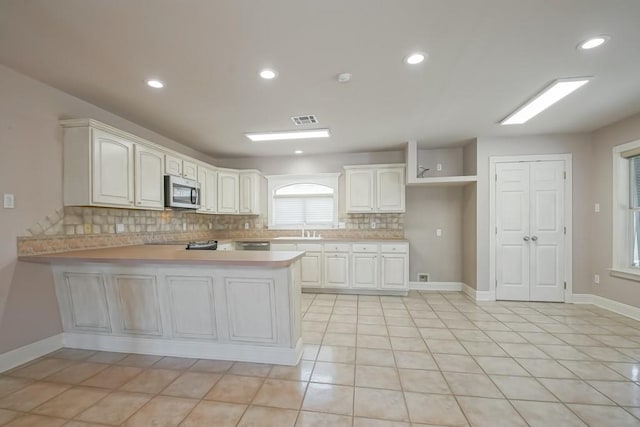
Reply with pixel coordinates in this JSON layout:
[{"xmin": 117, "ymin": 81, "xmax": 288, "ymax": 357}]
[
  {"xmin": 115, "ymin": 223, "xmax": 125, "ymax": 234},
  {"xmin": 371, "ymin": 222, "xmax": 377, "ymax": 229},
  {"xmin": 3, "ymin": 194, "xmax": 14, "ymax": 209},
  {"xmin": 594, "ymin": 203, "xmax": 600, "ymax": 213},
  {"xmin": 244, "ymin": 222, "xmax": 249, "ymax": 230},
  {"xmin": 594, "ymin": 274, "xmax": 600, "ymax": 284},
  {"xmin": 436, "ymin": 228, "xmax": 442, "ymax": 237},
  {"xmin": 183, "ymin": 223, "xmax": 187, "ymax": 231},
  {"xmin": 84, "ymin": 224, "xmax": 92, "ymax": 234},
  {"xmin": 208, "ymin": 223, "xmax": 212, "ymax": 230},
  {"xmin": 418, "ymin": 273, "xmax": 429, "ymax": 282},
  {"xmin": 436, "ymin": 163, "xmax": 442, "ymax": 171}
]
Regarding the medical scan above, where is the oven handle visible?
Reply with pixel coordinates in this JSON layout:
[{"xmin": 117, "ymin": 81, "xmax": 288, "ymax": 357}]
[{"xmin": 190, "ymin": 188, "xmax": 198, "ymax": 204}]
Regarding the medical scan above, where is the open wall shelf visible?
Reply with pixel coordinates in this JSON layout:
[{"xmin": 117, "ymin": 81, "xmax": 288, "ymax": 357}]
[{"xmin": 405, "ymin": 141, "xmax": 477, "ymax": 186}]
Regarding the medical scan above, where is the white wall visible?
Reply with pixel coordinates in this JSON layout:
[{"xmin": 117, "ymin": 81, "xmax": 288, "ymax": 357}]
[
  {"xmin": 474, "ymin": 134, "xmax": 593, "ymax": 294},
  {"xmin": 0, "ymin": 65, "xmax": 215, "ymax": 354}
]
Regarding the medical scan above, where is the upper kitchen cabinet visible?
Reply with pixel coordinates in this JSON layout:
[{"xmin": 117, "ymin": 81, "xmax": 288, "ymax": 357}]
[
  {"xmin": 239, "ymin": 171, "xmax": 266, "ymax": 215},
  {"xmin": 217, "ymin": 169, "xmax": 239, "ymax": 214},
  {"xmin": 345, "ymin": 164, "xmax": 405, "ymax": 213},
  {"xmin": 197, "ymin": 166, "xmax": 217, "ymax": 214},
  {"xmin": 134, "ymin": 144, "xmax": 164, "ymax": 209},
  {"xmin": 165, "ymin": 154, "xmax": 197, "ymax": 180},
  {"xmin": 62, "ymin": 120, "xmax": 135, "ymax": 208}
]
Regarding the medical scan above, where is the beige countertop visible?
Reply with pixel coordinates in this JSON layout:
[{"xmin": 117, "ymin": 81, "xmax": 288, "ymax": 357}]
[
  {"xmin": 19, "ymin": 245, "xmax": 305, "ymax": 267},
  {"xmin": 270, "ymin": 237, "xmax": 409, "ymax": 243}
]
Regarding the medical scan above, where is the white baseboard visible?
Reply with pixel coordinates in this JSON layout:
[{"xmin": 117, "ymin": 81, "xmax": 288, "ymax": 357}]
[
  {"xmin": 0, "ymin": 334, "xmax": 63, "ymax": 373},
  {"xmin": 462, "ymin": 284, "xmax": 495, "ymax": 301},
  {"xmin": 408, "ymin": 281, "xmax": 463, "ymax": 291},
  {"xmin": 63, "ymin": 333, "xmax": 303, "ymax": 366},
  {"xmin": 572, "ymin": 293, "xmax": 640, "ymax": 321}
]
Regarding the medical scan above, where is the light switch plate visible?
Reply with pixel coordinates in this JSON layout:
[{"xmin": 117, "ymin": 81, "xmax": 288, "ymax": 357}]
[
  {"xmin": 594, "ymin": 274, "xmax": 600, "ymax": 284},
  {"xmin": 436, "ymin": 163, "xmax": 443, "ymax": 171},
  {"xmin": 595, "ymin": 203, "xmax": 600, "ymax": 213},
  {"xmin": 371, "ymin": 222, "xmax": 377, "ymax": 229},
  {"xmin": 115, "ymin": 223, "xmax": 125, "ymax": 234},
  {"xmin": 3, "ymin": 194, "xmax": 14, "ymax": 209},
  {"xmin": 436, "ymin": 228, "xmax": 442, "ymax": 237}
]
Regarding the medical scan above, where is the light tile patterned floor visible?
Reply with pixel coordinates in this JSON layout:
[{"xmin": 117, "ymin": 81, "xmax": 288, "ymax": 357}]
[{"xmin": 2, "ymin": 291, "xmax": 640, "ymax": 426}]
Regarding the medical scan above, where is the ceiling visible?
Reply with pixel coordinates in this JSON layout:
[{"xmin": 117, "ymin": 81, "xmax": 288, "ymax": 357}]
[{"xmin": 1, "ymin": 0, "xmax": 639, "ymax": 158}]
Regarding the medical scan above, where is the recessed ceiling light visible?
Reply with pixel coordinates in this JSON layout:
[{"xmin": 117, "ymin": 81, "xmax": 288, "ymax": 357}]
[
  {"xmin": 578, "ymin": 36, "xmax": 609, "ymax": 50},
  {"xmin": 405, "ymin": 52, "xmax": 426, "ymax": 65},
  {"xmin": 500, "ymin": 77, "xmax": 591, "ymax": 125},
  {"xmin": 259, "ymin": 69, "xmax": 277, "ymax": 79},
  {"xmin": 245, "ymin": 129, "xmax": 330, "ymax": 142},
  {"xmin": 146, "ymin": 79, "xmax": 164, "ymax": 89},
  {"xmin": 295, "ymin": 150, "xmax": 304, "ymax": 154}
]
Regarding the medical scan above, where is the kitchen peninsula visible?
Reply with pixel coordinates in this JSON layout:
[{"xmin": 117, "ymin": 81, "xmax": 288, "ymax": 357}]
[{"xmin": 20, "ymin": 245, "xmax": 305, "ymax": 365}]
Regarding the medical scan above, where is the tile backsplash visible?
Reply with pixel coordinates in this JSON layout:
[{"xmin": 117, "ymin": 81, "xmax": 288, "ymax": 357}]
[{"xmin": 18, "ymin": 206, "xmax": 404, "ymax": 255}]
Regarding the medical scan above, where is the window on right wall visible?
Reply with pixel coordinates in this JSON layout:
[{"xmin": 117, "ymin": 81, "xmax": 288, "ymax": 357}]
[{"xmin": 612, "ymin": 139, "xmax": 640, "ymax": 280}]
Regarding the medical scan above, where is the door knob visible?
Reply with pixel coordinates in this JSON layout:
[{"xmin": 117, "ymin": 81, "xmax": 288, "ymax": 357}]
[
  {"xmin": 531, "ymin": 236, "xmax": 538, "ymax": 241},
  {"xmin": 523, "ymin": 236, "xmax": 530, "ymax": 241}
]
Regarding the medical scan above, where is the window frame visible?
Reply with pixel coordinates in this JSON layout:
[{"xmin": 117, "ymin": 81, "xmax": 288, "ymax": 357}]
[
  {"xmin": 266, "ymin": 173, "xmax": 340, "ymax": 229},
  {"xmin": 611, "ymin": 139, "xmax": 640, "ymax": 281}
]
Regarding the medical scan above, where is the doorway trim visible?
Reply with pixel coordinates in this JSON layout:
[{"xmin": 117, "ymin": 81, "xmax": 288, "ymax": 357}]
[{"xmin": 489, "ymin": 154, "xmax": 573, "ymax": 302}]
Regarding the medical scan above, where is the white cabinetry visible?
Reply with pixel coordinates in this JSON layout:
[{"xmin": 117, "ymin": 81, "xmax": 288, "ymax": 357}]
[
  {"xmin": 345, "ymin": 165, "xmax": 405, "ymax": 213},
  {"xmin": 345, "ymin": 169, "xmax": 375, "ymax": 212},
  {"xmin": 197, "ymin": 166, "xmax": 217, "ymax": 214},
  {"xmin": 239, "ymin": 171, "xmax": 264, "ymax": 215},
  {"xmin": 217, "ymin": 170, "xmax": 239, "ymax": 214},
  {"xmin": 165, "ymin": 155, "xmax": 197, "ymax": 180},
  {"xmin": 134, "ymin": 145, "xmax": 164, "ymax": 209},
  {"xmin": 299, "ymin": 244, "xmax": 322, "ymax": 288},
  {"xmin": 63, "ymin": 123, "xmax": 136, "ymax": 208},
  {"xmin": 271, "ymin": 240, "xmax": 408, "ymax": 294},
  {"xmin": 380, "ymin": 244, "xmax": 408, "ymax": 289},
  {"xmin": 324, "ymin": 244, "xmax": 349, "ymax": 288}
]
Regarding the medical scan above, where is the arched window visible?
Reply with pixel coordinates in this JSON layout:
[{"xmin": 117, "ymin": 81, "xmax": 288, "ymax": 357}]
[{"xmin": 267, "ymin": 174, "xmax": 339, "ymax": 228}]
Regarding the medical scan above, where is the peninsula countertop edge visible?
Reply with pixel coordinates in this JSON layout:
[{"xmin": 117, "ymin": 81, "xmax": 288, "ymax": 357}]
[{"xmin": 19, "ymin": 245, "xmax": 306, "ymax": 268}]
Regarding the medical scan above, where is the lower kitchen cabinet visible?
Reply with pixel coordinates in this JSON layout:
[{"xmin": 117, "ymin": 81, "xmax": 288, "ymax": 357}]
[
  {"xmin": 324, "ymin": 252, "xmax": 349, "ymax": 288},
  {"xmin": 271, "ymin": 240, "xmax": 409, "ymax": 294},
  {"xmin": 381, "ymin": 254, "xmax": 408, "ymax": 289},
  {"xmin": 352, "ymin": 253, "xmax": 379, "ymax": 288}
]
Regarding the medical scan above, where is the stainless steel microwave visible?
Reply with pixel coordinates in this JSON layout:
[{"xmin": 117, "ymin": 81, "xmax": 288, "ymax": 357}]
[{"xmin": 164, "ymin": 175, "xmax": 200, "ymax": 209}]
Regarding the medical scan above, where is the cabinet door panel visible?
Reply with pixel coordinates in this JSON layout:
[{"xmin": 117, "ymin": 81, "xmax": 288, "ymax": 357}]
[
  {"xmin": 114, "ymin": 274, "xmax": 162, "ymax": 336},
  {"xmin": 206, "ymin": 170, "xmax": 218, "ymax": 212},
  {"xmin": 377, "ymin": 168, "xmax": 405, "ymax": 212},
  {"xmin": 64, "ymin": 272, "xmax": 111, "ymax": 332},
  {"xmin": 300, "ymin": 252, "xmax": 322, "ymax": 287},
  {"xmin": 92, "ymin": 129, "xmax": 134, "ymax": 206},
  {"xmin": 324, "ymin": 253, "xmax": 349, "ymax": 288},
  {"xmin": 217, "ymin": 172, "xmax": 239, "ymax": 214},
  {"xmin": 165, "ymin": 155, "xmax": 182, "ymax": 176},
  {"xmin": 239, "ymin": 173, "xmax": 255, "ymax": 214},
  {"xmin": 225, "ymin": 278, "xmax": 277, "ymax": 343},
  {"xmin": 381, "ymin": 255, "xmax": 407, "ymax": 289},
  {"xmin": 166, "ymin": 275, "xmax": 217, "ymax": 339},
  {"xmin": 182, "ymin": 160, "xmax": 197, "ymax": 180},
  {"xmin": 352, "ymin": 254, "xmax": 379, "ymax": 288},
  {"xmin": 346, "ymin": 170, "xmax": 375, "ymax": 212},
  {"xmin": 135, "ymin": 145, "xmax": 164, "ymax": 209}
]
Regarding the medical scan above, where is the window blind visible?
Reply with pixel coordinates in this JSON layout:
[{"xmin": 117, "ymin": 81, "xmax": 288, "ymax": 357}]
[
  {"xmin": 630, "ymin": 156, "xmax": 640, "ymax": 209},
  {"xmin": 273, "ymin": 196, "xmax": 333, "ymax": 225}
]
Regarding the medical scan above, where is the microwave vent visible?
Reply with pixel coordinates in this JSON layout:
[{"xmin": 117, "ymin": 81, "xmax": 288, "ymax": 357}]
[{"xmin": 291, "ymin": 115, "xmax": 318, "ymax": 125}]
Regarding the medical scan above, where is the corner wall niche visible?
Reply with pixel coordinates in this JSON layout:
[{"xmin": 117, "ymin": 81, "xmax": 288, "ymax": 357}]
[{"xmin": 405, "ymin": 141, "xmax": 477, "ymax": 186}]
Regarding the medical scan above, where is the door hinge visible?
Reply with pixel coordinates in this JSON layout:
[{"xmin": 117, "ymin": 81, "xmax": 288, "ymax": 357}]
[
  {"xmin": 495, "ymin": 226, "xmax": 498, "ymax": 235},
  {"xmin": 564, "ymin": 226, "xmax": 566, "ymax": 234},
  {"xmin": 563, "ymin": 171, "xmax": 566, "ymax": 179},
  {"xmin": 564, "ymin": 281, "xmax": 567, "ymax": 290},
  {"xmin": 495, "ymin": 174, "xmax": 498, "ymax": 182}
]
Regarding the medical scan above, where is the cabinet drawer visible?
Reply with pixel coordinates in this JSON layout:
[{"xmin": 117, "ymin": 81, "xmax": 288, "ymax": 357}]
[
  {"xmin": 381, "ymin": 244, "xmax": 408, "ymax": 254},
  {"xmin": 298, "ymin": 243, "xmax": 322, "ymax": 251},
  {"xmin": 351, "ymin": 244, "xmax": 378, "ymax": 253},
  {"xmin": 324, "ymin": 243, "xmax": 349, "ymax": 253}
]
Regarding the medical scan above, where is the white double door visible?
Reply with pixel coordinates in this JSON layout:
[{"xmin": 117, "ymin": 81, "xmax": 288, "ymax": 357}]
[{"xmin": 495, "ymin": 160, "xmax": 565, "ymax": 302}]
